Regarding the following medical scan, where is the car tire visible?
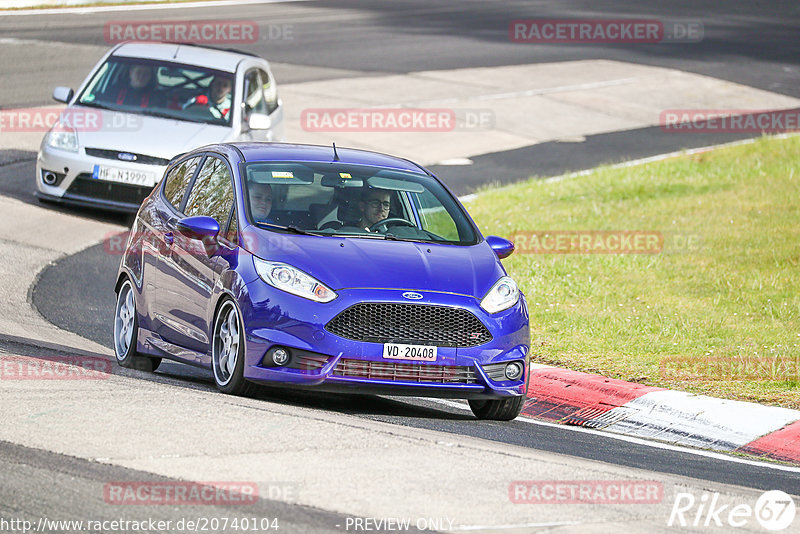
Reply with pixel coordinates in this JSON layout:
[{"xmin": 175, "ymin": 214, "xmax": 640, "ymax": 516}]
[
  {"xmin": 468, "ymin": 395, "xmax": 526, "ymax": 421},
  {"xmin": 212, "ymin": 298, "xmax": 256, "ymax": 396},
  {"xmin": 114, "ymin": 278, "xmax": 162, "ymax": 372}
]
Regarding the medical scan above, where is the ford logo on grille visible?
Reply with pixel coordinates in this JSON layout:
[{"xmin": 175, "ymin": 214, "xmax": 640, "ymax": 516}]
[
  {"xmin": 402, "ymin": 292, "xmax": 423, "ymax": 300},
  {"xmin": 117, "ymin": 152, "xmax": 137, "ymax": 162}
]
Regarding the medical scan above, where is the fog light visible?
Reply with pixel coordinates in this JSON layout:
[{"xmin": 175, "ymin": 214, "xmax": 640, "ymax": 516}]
[
  {"xmin": 272, "ymin": 348, "xmax": 290, "ymax": 366},
  {"xmin": 505, "ymin": 361, "xmax": 524, "ymax": 380}
]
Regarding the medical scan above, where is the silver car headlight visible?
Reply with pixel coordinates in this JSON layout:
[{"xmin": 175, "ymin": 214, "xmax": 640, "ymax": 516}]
[
  {"xmin": 45, "ymin": 125, "xmax": 79, "ymax": 153},
  {"xmin": 254, "ymin": 258, "xmax": 336, "ymax": 303},
  {"xmin": 480, "ymin": 276, "xmax": 519, "ymax": 314}
]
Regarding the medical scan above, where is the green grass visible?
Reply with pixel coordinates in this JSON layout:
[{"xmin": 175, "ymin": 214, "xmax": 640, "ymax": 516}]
[{"xmin": 466, "ymin": 135, "xmax": 800, "ymax": 408}]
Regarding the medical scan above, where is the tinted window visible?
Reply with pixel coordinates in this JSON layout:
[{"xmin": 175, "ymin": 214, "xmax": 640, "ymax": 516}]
[
  {"xmin": 185, "ymin": 156, "xmax": 234, "ymax": 227},
  {"xmin": 162, "ymin": 156, "xmax": 201, "ymax": 211}
]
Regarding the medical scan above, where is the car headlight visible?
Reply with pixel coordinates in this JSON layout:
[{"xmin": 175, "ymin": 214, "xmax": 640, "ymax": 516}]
[
  {"xmin": 480, "ymin": 276, "xmax": 519, "ymax": 314},
  {"xmin": 253, "ymin": 258, "xmax": 336, "ymax": 303},
  {"xmin": 45, "ymin": 125, "xmax": 78, "ymax": 153}
]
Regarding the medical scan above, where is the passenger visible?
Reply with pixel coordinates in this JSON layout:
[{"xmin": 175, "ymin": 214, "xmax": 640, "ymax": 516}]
[
  {"xmin": 249, "ymin": 182, "xmax": 273, "ymax": 222},
  {"xmin": 115, "ymin": 64, "xmax": 159, "ymax": 108}
]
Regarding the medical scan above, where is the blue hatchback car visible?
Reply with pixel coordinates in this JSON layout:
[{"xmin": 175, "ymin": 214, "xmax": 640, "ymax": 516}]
[{"xmin": 114, "ymin": 142, "xmax": 529, "ymax": 420}]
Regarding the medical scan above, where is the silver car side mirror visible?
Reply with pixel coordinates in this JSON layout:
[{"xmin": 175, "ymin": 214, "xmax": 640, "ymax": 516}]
[
  {"xmin": 248, "ymin": 113, "xmax": 271, "ymax": 131},
  {"xmin": 52, "ymin": 86, "xmax": 74, "ymax": 104}
]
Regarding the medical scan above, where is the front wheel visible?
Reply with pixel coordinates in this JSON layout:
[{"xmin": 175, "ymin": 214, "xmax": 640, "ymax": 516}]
[
  {"xmin": 114, "ymin": 278, "xmax": 161, "ymax": 372},
  {"xmin": 212, "ymin": 299, "xmax": 256, "ymax": 396},
  {"xmin": 468, "ymin": 396, "xmax": 525, "ymax": 421}
]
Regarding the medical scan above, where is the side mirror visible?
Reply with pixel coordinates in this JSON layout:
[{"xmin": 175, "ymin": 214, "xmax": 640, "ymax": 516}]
[
  {"xmin": 486, "ymin": 235, "xmax": 515, "ymax": 259},
  {"xmin": 248, "ymin": 113, "xmax": 271, "ymax": 131},
  {"xmin": 177, "ymin": 216, "xmax": 220, "ymax": 256},
  {"xmin": 52, "ymin": 86, "xmax": 74, "ymax": 104}
]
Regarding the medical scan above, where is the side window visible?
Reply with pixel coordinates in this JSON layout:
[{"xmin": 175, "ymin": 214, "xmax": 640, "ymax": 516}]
[
  {"xmin": 184, "ymin": 156, "xmax": 235, "ymax": 228},
  {"xmin": 243, "ymin": 69, "xmax": 267, "ymax": 118},
  {"xmin": 225, "ymin": 208, "xmax": 239, "ymax": 245},
  {"xmin": 412, "ymin": 189, "xmax": 459, "ymax": 241},
  {"xmin": 260, "ymin": 69, "xmax": 279, "ymax": 115},
  {"xmin": 162, "ymin": 156, "xmax": 201, "ymax": 211}
]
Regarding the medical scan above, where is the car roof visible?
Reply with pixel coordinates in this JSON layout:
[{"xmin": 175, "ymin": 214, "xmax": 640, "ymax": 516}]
[
  {"xmin": 227, "ymin": 142, "xmax": 429, "ymax": 174},
  {"xmin": 111, "ymin": 42, "xmax": 255, "ymax": 73}
]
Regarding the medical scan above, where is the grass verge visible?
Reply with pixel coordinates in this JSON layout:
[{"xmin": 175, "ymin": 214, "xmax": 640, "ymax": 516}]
[{"xmin": 466, "ymin": 135, "xmax": 800, "ymax": 408}]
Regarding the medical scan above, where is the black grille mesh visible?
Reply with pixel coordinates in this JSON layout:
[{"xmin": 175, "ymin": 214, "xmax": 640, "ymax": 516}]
[
  {"xmin": 67, "ymin": 174, "xmax": 153, "ymax": 206},
  {"xmin": 325, "ymin": 303, "xmax": 491, "ymax": 347}
]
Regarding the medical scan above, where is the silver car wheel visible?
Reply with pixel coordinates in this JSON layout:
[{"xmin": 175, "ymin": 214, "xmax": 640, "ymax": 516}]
[
  {"xmin": 114, "ymin": 280, "xmax": 136, "ymax": 359},
  {"xmin": 213, "ymin": 301, "xmax": 240, "ymax": 386}
]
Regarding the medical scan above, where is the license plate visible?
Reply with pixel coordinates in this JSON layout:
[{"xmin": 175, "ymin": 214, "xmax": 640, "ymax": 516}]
[
  {"xmin": 93, "ymin": 164, "xmax": 156, "ymax": 186},
  {"xmin": 382, "ymin": 343, "xmax": 438, "ymax": 362}
]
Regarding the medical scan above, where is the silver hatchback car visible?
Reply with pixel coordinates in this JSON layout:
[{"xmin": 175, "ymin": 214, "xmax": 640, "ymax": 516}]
[{"xmin": 36, "ymin": 42, "xmax": 284, "ymax": 212}]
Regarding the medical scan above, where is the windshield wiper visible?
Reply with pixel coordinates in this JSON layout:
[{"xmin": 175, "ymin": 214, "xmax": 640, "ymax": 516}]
[
  {"xmin": 254, "ymin": 222, "xmax": 318, "ymax": 236},
  {"xmin": 138, "ymin": 109, "xmax": 204, "ymax": 122},
  {"xmin": 382, "ymin": 234, "xmax": 437, "ymax": 244},
  {"xmin": 77, "ymin": 101, "xmax": 115, "ymax": 111}
]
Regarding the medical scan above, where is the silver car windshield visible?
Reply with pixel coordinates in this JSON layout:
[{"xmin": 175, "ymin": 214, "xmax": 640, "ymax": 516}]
[
  {"xmin": 242, "ymin": 161, "xmax": 480, "ymax": 245},
  {"xmin": 77, "ymin": 57, "xmax": 235, "ymax": 126}
]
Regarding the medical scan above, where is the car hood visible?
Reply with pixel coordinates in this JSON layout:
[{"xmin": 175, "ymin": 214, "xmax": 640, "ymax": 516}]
[
  {"xmin": 74, "ymin": 108, "xmax": 232, "ymax": 159},
  {"xmin": 244, "ymin": 227, "xmax": 505, "ymax": 298}
]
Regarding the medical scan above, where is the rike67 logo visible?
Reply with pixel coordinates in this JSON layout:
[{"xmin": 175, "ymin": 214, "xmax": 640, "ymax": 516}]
[{"xmin": 668, "ymin": 490, "xmax": 796, "ymax": 531}]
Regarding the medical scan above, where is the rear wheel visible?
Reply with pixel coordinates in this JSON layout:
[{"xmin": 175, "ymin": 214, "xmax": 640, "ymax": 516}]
[
  {"xmin": 114, "ymin": 278, "xmax": 161, "ymax": 372},
  {"xmin": 468, "ymin": 396, "xmax": 525, "ymax": 421},
  {"xmin": 212, "ymin": 299, "xmax": 256, "ymax": 396}
]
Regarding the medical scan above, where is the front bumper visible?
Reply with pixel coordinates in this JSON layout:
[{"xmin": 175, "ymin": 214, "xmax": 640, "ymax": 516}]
[
  {"xmin": 239, "ymin": 287, "xmax": 530, "ymax": 399},
  {"xmin": 36, "ymin": 144, "xmax": 165, "ymax": 213}
]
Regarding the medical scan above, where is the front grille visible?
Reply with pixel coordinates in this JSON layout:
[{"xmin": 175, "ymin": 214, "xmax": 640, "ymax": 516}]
[
  {"xmin": 289, "ymin": 354, "xmax": 329, "ymax": 371},
  {"xmin": 85, "ymin": 148, "xmax": 171, "ymax": 166},
  {"xmin": 67, "ymin": 174, "xmax": 153, "ymax": 205},
  {"xmin": 333, "ymin": 359, "xmax": 477, "ymax": 384},
  {"xmin": 325, "ymin": 303, "xmax": 492, "ymax": 347}
]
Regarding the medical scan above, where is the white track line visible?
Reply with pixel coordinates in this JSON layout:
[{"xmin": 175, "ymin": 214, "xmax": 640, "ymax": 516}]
[
  {"xmin": 447, "ymin": 521, "xmax": 581, "ymax": 531},
  {"xmin": 543, "ymin": 133, "xmax": 799, "ymax": 184},
  {"xmin": 0, "ymin": 0, "xmax": 305, "ymax": 16},
  {"xmin": 425, "ymin": 398, "xmax": 800, "ymax": 473},
  {"xmin": 457, "ymin": 133, "xmax": 800, "ymax": 203}
]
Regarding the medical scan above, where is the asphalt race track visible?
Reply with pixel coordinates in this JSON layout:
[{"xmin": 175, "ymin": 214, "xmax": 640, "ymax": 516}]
[{"xmin": 2, "ymin": 0, "xmax": 800, "ymax": 530}]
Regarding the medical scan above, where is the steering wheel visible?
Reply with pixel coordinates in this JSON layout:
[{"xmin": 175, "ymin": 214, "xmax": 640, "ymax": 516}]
[{"xmin": 367, "ymin": 218, "xmax": 416, "ymax": 233}]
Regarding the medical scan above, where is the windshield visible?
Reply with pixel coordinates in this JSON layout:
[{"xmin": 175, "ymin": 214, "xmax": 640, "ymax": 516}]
[
  {"xmin": 77, "ymin": 56, "xmax": 235, "ymax": 126},
  {"xmin": 242, "ymin": 161, "xmax": 479, "ymax": 245}
]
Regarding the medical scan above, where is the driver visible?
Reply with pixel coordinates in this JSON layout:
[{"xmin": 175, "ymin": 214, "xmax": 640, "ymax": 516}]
[
  {"xmin": 183, "ymin": 75, "xmax": 233, "ymax": 119},
  {"xmin": 358, "ymin": 188, "xmax": 391, "ymax": 231}
]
